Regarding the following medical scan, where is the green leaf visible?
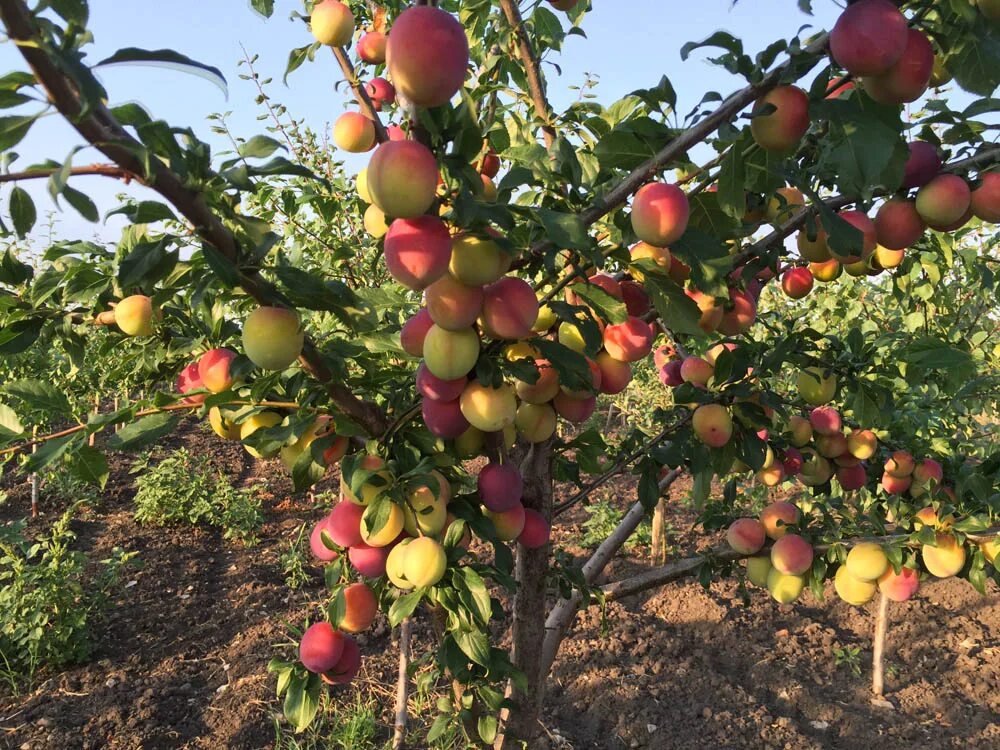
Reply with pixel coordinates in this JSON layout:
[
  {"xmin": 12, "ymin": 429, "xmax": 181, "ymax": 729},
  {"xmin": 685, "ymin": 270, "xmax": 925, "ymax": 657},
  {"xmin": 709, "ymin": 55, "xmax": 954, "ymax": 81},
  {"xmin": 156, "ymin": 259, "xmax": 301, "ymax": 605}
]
[
  {"xmin": 9, "ymin": 186, "xmax": 35, "ymax": 237},
  {"xmin": 50, "ymin": 0, "xmax": 88, "ymax": 24},
  {"xmin": 106, "ymin": 200, "xmax": 176, "ymax": 224},
  {"xmin": 388, "ymin": 589, "xmax": 423, "ymax": 627},
  {"xmin": 477, "ymin": 715, "xmax": 499, "ymax": 744},
  {"xmin": 63, "ymin": 186, "xmax": 99, "ymax": 222},
  {"xmin": 0, "ymin": 403, "xmax": 23, "ymax": 439},
  {"xmin": 107, "ymin": 413, "xmax": 181, "ymax": 451},
  {"xmin": 901, "ymin": 337, "xmax": 976, "ymax": 373},
  {"xmin": 454, "ymin": 629, "xmax": 491, "ymax": 667},
  {"xmin": 118, "ymin": 238, "xmax": 179, "ymax": 290},
  {"xmin": 23, "ymin": 434, "xmax": 78, "ymax": 474},
  {"xmin": 69, "ymin": 445, "xmax": 109, "ymax": 489},
  {"xmin": 569, "ymin": 283, "xmax": 628, "ymax": 324},
  {"xmin": 283, "ymin": 671, "xmax": 322, "ymax": 733},
  {"xmin": 716, "ymin": 146, "xmax": 747, "ymax": 219},
  {"xmin": 0, "ymin": 248, "xmax": 33, "ymax": 285},
  {"xmin": 250, "ymin": 0, "xmax": 275, "ymax": 17},
  {"xmin": 947, "ymin": 24, "xmax": 1000, "ymax": 97},
  {"xmin": 95, "ymin": 48, "xmax": 228, "ymax": 97},
  {"xmin": 0, "ymin": 318, "xmax": 44, "ymax": 354},
  {"xmin": 3, "ymin": 380, "xmax": 70, "ymax": 415},
  {"xmin": 643, "ymin": 273, "xmax": 704, "ymax": 336},
  {"xmin": 285, "ymin": 43, "xmax": 319, "ymax": 84},
  {"xmin": 239, "ymin": 135, "xmax": 284, "ymax": 160},
  {"xmin": 0, "ymin": 114, "xmax": 37, "ymax": 151},
  {"xmin": 453, "ymin": 567, "xmax": 492, "ymax": 626},
  {"xmin": 530, "ymin": 209, "xmax": 591, "ymax": 250}
]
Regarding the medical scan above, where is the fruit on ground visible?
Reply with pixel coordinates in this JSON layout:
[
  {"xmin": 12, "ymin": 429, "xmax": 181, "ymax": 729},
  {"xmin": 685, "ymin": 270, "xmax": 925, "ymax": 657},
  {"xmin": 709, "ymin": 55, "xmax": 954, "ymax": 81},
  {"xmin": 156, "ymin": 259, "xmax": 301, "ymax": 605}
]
[
  {"xmin": 596, "ymin": 352, "xmax": 632, "ymax": 394},
  {"xmin": 449, "ymin": 233, "xmax": 509, "ymax": 286},
  {"xmin": 878, "ymin": 566, "xmax": 920, "ymax": 602},
  {"xmin": 788, "ymin": 415, "xmax": 813, "ymax": 447},
  {"xmin": 631, "ymin": 182, "xmax": 689, "ymax": 246},
  {"xmin": 342, "ymin": 455, "xmax": 391, "ymax": 506},
  {"xmin": 552, "ymin": 392, "xmax": 596, "ymax": 423},
  {"xmin": 177, "ymin": 362, "xmax": 205, "ymax": 404},
  {"xmin": 333, "ymin": 112, "xmax": 376, "ymax": 153},
  {"xmin": 862, "ymin": 29, "xmax": 933, "ymax": 105},
  {"xmin": 116, "ymin": 294, "xmax": 155, "ymax": 336},
  {"xmin": 809, "ymin": 406, "xmax": 842, "ymax": 436},
  {"xmin": 766, "ymin": 568, "xmax": 805, "ymax": 603},
  {"xmin": 478, "ymin": 462, "xmax": 523, "ymax": 512},
  {"xmin": 884, "ymin": 450, "xmax": 915, "ymax": 477},
  {"xmin": 299, "ymin": 622, "xmax": 345, "ymax": 673},
  {"xmin": 797, "ymin": 367, "xmax": 837, "ymax": 405},
  {"xmin": 746, "ymin": 556, "xmax": 773, "ymax": 587},
  {"xmin": 761, "ymin": 501, "xmax": 800, "ymax": 540},
  {"xmin": 386, "ymin": 6, "xmax": 469, "ymax": 108},
  {"xmin": 208, "ymin": 407, "xmax": 241, "ymax": 440},
  {"xmin": 834, "ymin": 565, "xmax": 877, "ymax": 606},
  {"xmin": 518, "ymin": 508, "xmax": 551, "ymax": 549},
  {"xmin": 603, "ymin": 316, "xmax": 654, "ymax": 362},
  {"xmin": 360, "ymin": 502, "xmax": 405, "ymax": 547},
  {"xmin": 422, "ymin": 325, "xmax": 480, "ymax": 380},
  {"xmin": 770, "ymin": 534, "xmax": 813, "ymax": 575},
  {"xmin": 357, "ymin": 31, "xmax": 387, "ymax": 64},
  {"xmin": 401, "ymin": 308, "xmax": 434, "ymax": 357},
  {"xmin": 922, "ymin": 533, "xmax": 966, "ymax": 578},
  {"xmin": 829, "ymin": 210, "xmax": 876, "ymax": 263},
  {"xmin": 903, "ymin": 141, "xmax": 942, "ymax": 189},
  {"xmin": 198, "ymin": 348, "xmax": 238, "ymax": 393},
  {"xmin": 426, "ymin": 274, "xmax": 484, "ymax": 330},
  {"xmin": 348, "ymin": 543, "xmax": 390, "ymax": 578},
  {"xmin": 339, "ymin": 582, "xmax": 377, "ymax": 633},
  {"xmin": 875, "ymin": 199, "xmax": 925, "ymax": 250},
  {"xmin": 481, "ymin": 277, "xmax": 539, "ymax": 339},
  {"xmin": 971, "ymin": 172, "xmax": 1000, "ymax": 222},
  {"xmin": 399, "ymin": 536, "xmax": 446, "ymax": 588},
  {"xmin": 726, "ymin": 518, "xmax": 766, "ymax": 554},
  {"xmin": 383, "ymin": 216, "xmax": 452, "ymax": 291},
  {"xmin": 486, "ymin": 503, "xmax": 526, "ymax": 541},
  {"xmin": 915, "ymin": 175, "xmax": 972, "ymax": 229},
  {"xmin": 421, "ymin": 397, "xmax": 469, "ymax": 439},
  {"xmin": 460, "ymin": 381, "xmax": 516, "ymax": 432},
  {"xmin": 797, "ymin": 227, "xmax": 831, "ymax": 262},
  {"xmin": 829, "ymin": 0, "xmax": 908, "ymax": 76},
  {"xmin": 242, "ymin": 307, "xmax": 304, "ymax": 371},
  {"xmin": 310, "ymin": 515, "xmax": 340, "ymax": 561},
  {"xmin": 515, "ymin": 402, "xmax": 557, "ymax": 443},
  {"xmin": 310, "ymin": 0, "xmax": 354, "ymax": 46},
  {"xmin": 367, "ymin": 140, "xmax": 439, "ymax": 219},
  {"xmin": 750, "ymin": 86, "xmax": 809, "ymax": 152},
  {"xmin": 692, "ymin": 404, "xmax": 734, "ymax": 448},
  {"xmin": 239, "ymin": 410, "xmax": 283, "ymax": 458},
  {"xmin": 322, "ymin": 635, "xmax": 361, "ymax": 685},
  {"xmin": 846, "ymin": 542, "xmax": 889, "ymax": 581},
  {"xmin": 781, "ymin": 267, "xmax": 813, "ymax": 299}
]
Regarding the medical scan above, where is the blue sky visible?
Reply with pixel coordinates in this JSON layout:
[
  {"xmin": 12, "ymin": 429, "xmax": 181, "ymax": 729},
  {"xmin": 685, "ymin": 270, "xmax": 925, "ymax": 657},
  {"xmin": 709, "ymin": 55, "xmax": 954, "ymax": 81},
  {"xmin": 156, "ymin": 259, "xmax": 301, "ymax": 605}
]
[{"xmin": 0, "ymin": 0, "xmax": 862, "ymax": 242}]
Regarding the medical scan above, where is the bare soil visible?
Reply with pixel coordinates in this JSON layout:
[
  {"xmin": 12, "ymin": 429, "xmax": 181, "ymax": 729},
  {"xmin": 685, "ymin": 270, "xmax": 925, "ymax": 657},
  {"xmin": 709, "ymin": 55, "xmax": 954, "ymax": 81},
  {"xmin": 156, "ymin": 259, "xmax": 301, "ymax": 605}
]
[{"xmin": 2, "ymin": 420, "xmax": 998, "ymax": 749}]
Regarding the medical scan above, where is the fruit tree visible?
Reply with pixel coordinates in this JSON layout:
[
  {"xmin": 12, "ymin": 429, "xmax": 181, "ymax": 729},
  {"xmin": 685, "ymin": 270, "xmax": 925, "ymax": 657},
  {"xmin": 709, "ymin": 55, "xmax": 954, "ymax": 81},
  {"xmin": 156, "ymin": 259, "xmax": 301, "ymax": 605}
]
[{"xmin": 0, "ymin": 0, "xmax": 999, "ymax": 746}]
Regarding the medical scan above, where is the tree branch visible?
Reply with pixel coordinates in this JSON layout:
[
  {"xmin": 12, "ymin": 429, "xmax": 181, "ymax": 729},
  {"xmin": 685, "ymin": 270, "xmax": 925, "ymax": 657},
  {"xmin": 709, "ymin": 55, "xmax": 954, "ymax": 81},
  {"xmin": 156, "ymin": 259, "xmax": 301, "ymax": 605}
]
[
  {"xmin": 498, "ymin": 0, "xmax": 556, "ymax": 149},
  {"xmin": 331, "ymin": 46, "xmax": 389, "ymax": 143},
  {"xmin": 0, "ymin": 163, "xmax": 134, "ymax": 183}
]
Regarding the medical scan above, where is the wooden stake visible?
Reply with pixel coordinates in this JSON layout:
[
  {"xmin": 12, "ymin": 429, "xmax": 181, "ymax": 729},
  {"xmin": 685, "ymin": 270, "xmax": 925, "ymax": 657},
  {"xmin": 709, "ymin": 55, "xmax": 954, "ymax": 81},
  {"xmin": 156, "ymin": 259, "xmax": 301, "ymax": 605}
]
[
  {"xmin": 872, "ymin": 592, "xmax": 890, "ymax": 697},
  {"xmin": 30, "ymin": 425, "xmax": 39, "ymax": 517}
]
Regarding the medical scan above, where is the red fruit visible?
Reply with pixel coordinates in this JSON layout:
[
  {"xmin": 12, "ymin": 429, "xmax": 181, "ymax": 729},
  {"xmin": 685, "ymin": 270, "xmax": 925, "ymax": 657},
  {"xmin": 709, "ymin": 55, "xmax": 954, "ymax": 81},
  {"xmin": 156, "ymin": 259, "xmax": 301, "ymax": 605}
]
[
  {"xmin": 971, "ymin": 172, "xmax": 1000, "ymax": 222},
  {"xmin": 416, "ymin": 363, "xmax": 467, "ymax": 402},
  {"xmin": 478, "ymin": 149, "xmax": 500, "ymax": 178},
  {"xmin": 653, "ymin": 345, "xmax": 676, "ymax": 370},
  {"xmin": 717, "ymin": 289, "xmax": 757, "ymax": 336},
  {"xmin": 422, "ymin": 397, "xmax": 470, "ymax": 439},
  {"xmin": 328, "ymin": 501, "xmax": 365, "ymax": 548},
  {"xmin": 902, "ymin": 141, "xmax": 942, "ymax": 189},
  {"xmin": 383, "ymin": 216, "xmax": 452, "ymax": 291},
  {"xmin": 299, "ymin": 622, "xmax": 345, "ymax": 674},
  {"xmin": 837, "ymin": 464, "xmax": 867, "ymax": 491},
  {"xmin": 552, "ymin": 392, "xmax": 596, "ymax": 423},
  {"xmin": 596, "ymin": 352, "xmax": 632, "ymax": 395},
  {"xmin": 518, "ymin": 508, "xmax": 551, "ymax": 549},
  {"xmin": 322, "ymin": 634, "xmax": 361, "ymax": 685},
  {"xmin": 863, "ymin": 29, "xmax": 934, "ymax": 105},
  {"xmin": 831, "ymin": 210, "xmax": 876, "ymax": 263},
  {"xmin": 348, "ymin": 543, "xmax": 391, "ymax": 578},
  {"xmin": 750, "ymin": 85, "xmax": 810, "ymax": 152},
  {"xmin": 782, "ymin": 448, "xmax": 804, "ymax": 476},
  {"xmin": 631, "ymin": 182, "xmax": 690, "ymax": 246},
  {"xmin": 830, "ymin": 0, "xmax": 909, "ymax": 77},
  {"xmin": 365, "ymin": 77, "xmax": 396, "ymax": 110},
  {"xmin": 875, "ymin": 199, "xmax": 925, "ymax": 250},
  {"xmin": 310, "ymin": 515, "xmax": 340, "ymax": 561},
  {"xmin": 603, "ymin": 316, "xmax": 654, "ymax": 363},
  {"xmin": 387, "ymin": 6, "xmax": 469, "ymax": 108},
  {"xmin": 481, "ymin": 277, "xmax": 539, "ymax": 340},
  {"xmin": 826, "ymin": 76, "xmax": 855, "ymax": 99},
  {"xmin": 781, "ymin": 267, "xmax": 814, "ymax": 299},
  {"xmin": 401, "ymin": 307, "xmax": 434, "ymax": 357},
  {"xmin": 177, "ymin": 361, "xmax": 205, "ymax": 404},
  {"xmin": 809, "ymin": 406, "xmax": 842, "ymax": 436},
  {"xmin": 620, "ymin": 280, "xmax": 651, "ymax": 317},
  {"xmin": 478, "ymin": 462, "xmax": 523, "ymax": 512},
  {"xmin": 357, "ymin": 31, "xmax": 387, "ymax": 65},
  {"xmin": 386, "ymin": 124, "xmax": 406, "ymax": 141},
  {"xmin": 659, "ymin": 360, "xmax": 684, "ymax": 387}
]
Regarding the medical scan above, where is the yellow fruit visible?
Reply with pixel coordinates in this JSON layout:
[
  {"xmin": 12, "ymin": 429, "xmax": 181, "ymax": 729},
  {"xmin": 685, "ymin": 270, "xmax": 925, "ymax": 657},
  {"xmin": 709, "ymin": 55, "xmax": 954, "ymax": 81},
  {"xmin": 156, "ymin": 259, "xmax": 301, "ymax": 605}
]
[
  {"xmin": 239, "ymin": 411, "xmax": 283, "ymax": 458},
  {"xmin": 116, "ymin": 295, "xmax": 155, "ymax": 336},
  {"xmin": 360, "ymin": 502, "xmax": 405, "ymax": 547},
  {"xmin": 845, "ymin": 542, "xmax": 889, "ymax": 582},
  {"xmin": 834, "ymin": 565, "xmax": 877, "ymax": 606},
  {"xmin": 402, "ymin": 536, "xmax": 447, "ymax": 588},
  {"xmin": 766, "ymin": 568, "xmax": 805, "ymax": 603}
]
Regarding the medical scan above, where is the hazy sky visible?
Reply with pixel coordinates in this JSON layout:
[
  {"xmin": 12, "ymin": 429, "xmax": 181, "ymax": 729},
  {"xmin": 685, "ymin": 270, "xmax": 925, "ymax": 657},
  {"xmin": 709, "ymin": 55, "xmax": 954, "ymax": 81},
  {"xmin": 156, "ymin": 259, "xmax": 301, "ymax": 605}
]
[{"xmin": 0, "ymin": 0, "xmax": 965, "ymax": 243}]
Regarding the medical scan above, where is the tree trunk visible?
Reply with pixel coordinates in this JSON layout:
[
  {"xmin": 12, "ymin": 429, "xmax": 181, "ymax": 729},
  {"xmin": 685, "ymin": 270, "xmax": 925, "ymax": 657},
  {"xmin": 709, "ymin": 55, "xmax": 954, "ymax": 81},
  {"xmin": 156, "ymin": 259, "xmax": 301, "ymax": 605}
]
[
  {"xmin": 495, "ymin": 439, "xmax": 553, "ymax": 749},
  {"xmin": 651, "ymin": 498, "xmax": 667, "ymax": 563},
  {"xmin": 392, "ymin": 618, "xmax": 412, "ymax": 750},
  {"xmin": 872, "ymin": 593, "xmax": 890, "ymax": 697}
]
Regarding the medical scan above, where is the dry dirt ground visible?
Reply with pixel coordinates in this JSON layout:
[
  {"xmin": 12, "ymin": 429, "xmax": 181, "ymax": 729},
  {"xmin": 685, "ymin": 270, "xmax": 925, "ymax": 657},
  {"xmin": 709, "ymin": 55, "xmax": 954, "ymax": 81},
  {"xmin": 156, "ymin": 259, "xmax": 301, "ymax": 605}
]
[{"xmin": 2, "ymin": 419, "xmax": 998, "ymax": 749}]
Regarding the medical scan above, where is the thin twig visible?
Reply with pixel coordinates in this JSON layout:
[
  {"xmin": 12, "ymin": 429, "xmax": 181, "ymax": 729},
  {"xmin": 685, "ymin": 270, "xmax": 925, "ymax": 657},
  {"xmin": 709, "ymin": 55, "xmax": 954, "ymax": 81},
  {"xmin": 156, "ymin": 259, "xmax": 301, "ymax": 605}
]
[{"xmin": 0, "ymin": 164, "xmax": 134, "ymax": 183}]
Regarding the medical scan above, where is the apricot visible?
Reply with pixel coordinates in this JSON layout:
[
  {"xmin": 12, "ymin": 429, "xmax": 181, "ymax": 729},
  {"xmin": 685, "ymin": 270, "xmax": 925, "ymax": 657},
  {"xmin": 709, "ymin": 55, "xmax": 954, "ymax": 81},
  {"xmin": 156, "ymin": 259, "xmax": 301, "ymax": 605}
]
[
  {"xmin": 829, "ymin": 210, "xmax": 876, "ymax": 263},
  {"xmin": 360, "ymin": 502, "xmax": 405, "ymax": 547},
  {"xmin": 809, "ymin": 406, "xmax": 842, "ymax": 436},
  {"xmin": 750, "ymin": 86, "xmax": 809, "ymax": 153},
  {"xmin": 341, "ymin": 455, "xmax": 391, "ymax": 506},
  {"xmin": 829, "ymin": 0, "xmax": 908, "ymax": 76},
  {"xmin": 177, "ymin": 362, "xmax": 205, "ymax": 404},
  {"xmin": 333, "ymin": 112, "xmax": 376, "ymax": 153},
  {"xmin": 760, "ymin": 501, "xmax": 800, "ymax": 540},
  {"xmin": 846, "ymin": 542, "xmax": 889, "ymax": 582},
  {"xmin": 911, "ymin": 458, "xmax": 944, "ymax": 495},
  {"xmin": 781, "ymin": 267, "xmax": 813, "ymax": 299},
  {"xmin": 454, "ymin": 426, "xmax": 484, "ymax": 458},
  {"xmin": 340, "ymin": 582, "xmax": 377, "ymax": 633},
  {"xmin": 386, "ymin": 539, "xmax": 414, "ymax": 590},
  {"xmin": 423, "ymin": 325, "xmax": 480, "ymax": 380},
  {"xmin": 383, "ymin": 216, "xmax": 452, "ymax": 291},
  {"xmin": 387, "ymin": 6, "xmax": 469, "ymax": 108},
  {"xmin": 846, "ymin": 429, "xmax": 877, "ymax": 460},
  {"xmin": 239, "ymin": 410, "xmax": 283, "ymax": 458},
  {"xmin": 322, "ymin": 635, "xmax": 361, "ymax": 685},
  {"xmin": 198, "ymin": 348, "xmax": 238, "ymax": 393},
  {"xmin": 788, "ymin": 415, "xmax": 813, "ymax": 447},
  {"xmin": 631, "ymin": 182, "xmax": 689, "ymax": 246},
  {"xmin": 716, "ymin": 289, "xmax": 757, "ymax": 336},
  {"xmin": 902, "ymin": 141, "xmax": 942, "ymax": 189},
  {"xmin": 629, "ymin": 242, "xmax": 672, "ymax": 279},
  {"xmin": 367, "ymin": 140, "xmax": 439, "ymax": 219},
  {"xmin": 884, "ymin": 450, "xmax": 915, "ymax": 477},
  {"xmin": 797, "ymin": 367, "xmax": 837, "ymax": 406},
  {"xmin": 363, "ymin": 204, "xmax": 389, "ymax": 238},
  {"xmin": 348, "ymin": 543, "xmax": 390, "ymax": 578},
  {"xmin": 837, "ymin": 464, "xmax": 867, "ymax": 491},
  {"xmin": 596, "ymin": 351, "xmax": 632, "ymax": 394},
  {"xmin": 746, "ymin": 556, "xmax": 773, "ymax": 587},
  {"xmin": 971, "ymin": 172, "xmax": 1000, "ymax": 222},
  {"xmin": 242, "ymin": 306, "xmax": 304, "ymax": 371},
  {"xmin": 797, "ymin": 227, "xmax": 831, "ymax": 263},
  {"xmin": 863, "ymin": 29, "xmax": 933, "ymax": 105},
  {"xmin": 401, "ymin": 308, "xmax": 433, "ymax": 357},
  {"xmin": 357, "ymin": 30, "xmax": 387, "ymax": 64},
  {"xmin": 421, "ymin": 396, "xmax": 469, "ymax": 439},
  {"xmin": 814, "ymin": 433, "xmax": 846, "ymax": 459},
  {"xmin": 834, "ymin": 565, "xmax": 877, "ymax": 606},
  {"xmin": 365, "ymin": 77, "xmax": 395, "ymax": 110},
  {"xmin": 602, "ymin": 316, "xmax": 653, "ymax": 362},
  {"xmin": 726, "ymin": 518, "xmax": 766, "ymax": 554},
  {"xmin": 685, "ymin": 289, "xmax": 724, "ymax": 334},
  {"xmin": 766, "ymin": 187, "xmax": 805, "ymax": 224},
  {"xmin": 486, "ymin": 503, "xmax": 526, "ymax": 542},
  {"xmin": 310, "ymin": 0, "xmax": 354, "ymax": 46},
  {"xmin": 515, "ymin": 402, "xmax": 557, "ymax": 443},
  {"xmin": 449, "ymin": 233, "xmax": 509, "ymax": 286},
  {"xmin": 875, "ymin": 199, "xmax": 925, "ymax": 250},
  {"xmin": 299, "ymin": 622, "xmax": 345, "ymax": 674},
  {"xmin": 771, "ymin": 534, "xmax": 813, "ymax": 575},
  {"xmin": 872, "ymin": 245, "xmax": 904, "ymax": 270},
  {"xmin": 482, "ymin": 277, "xmax": 539, "ymax": 340},
  {"xmin": 518, "ymin": 508, "xmax": 550, "ymax": 549},
  {"xmin": 810, "ymin": 259, "xmax": 842, "ymax": 282},
  {"xmin": 680, "ymin": 356, "xmax": 714, "ymax": 386},
  {"xmin": 552, "ymin": 392, "xmax": 596, "ymax": 423},
  {"xmin": 692, "ymin": 404, "xmax": 733, "ymax": 448},
  {"xmin": 766, "ymin": 568, "xmax": 805, "ymax": 603},
  {"xmin": 922, "ymin": 533, "xmax": 966, "ymax": 578},
  {"xmin": 459, "ymin": 381, "xmax": 516, "ymax": 432},
  {"xmin": 327, "ymin": 501, "xmax": 366, "ymax": 548},
  {"xmin": 208, "ymin": 407, "xmax": 241, "ymax": 441},
  {"xmin": 116, "ymin": 294, "xmax": 155, "ymax": 336},
  {"xmin": 310, "ymin": 515, "xmax": 340, "ymax": 561},
  {"xmin": 878, "ymin": 566, "xmax": 920, "ymax": 602},
  {"xmin": 426, "ymin": 274, "xmax": 483, "ymax": 330},
  {"xmin": 915, "ymin": 174, "xmax": 972, "ymax": 230}
]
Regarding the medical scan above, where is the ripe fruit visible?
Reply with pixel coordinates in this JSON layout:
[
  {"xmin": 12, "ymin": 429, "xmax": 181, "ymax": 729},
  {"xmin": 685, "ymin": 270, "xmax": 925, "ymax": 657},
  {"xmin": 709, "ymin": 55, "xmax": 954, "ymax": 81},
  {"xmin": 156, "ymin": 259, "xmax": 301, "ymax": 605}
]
[
  {"xmin": 403, "ymin": 483, "xmax": 448, "ymax": 537},
  {"xmin": 364, "ymin": 204, "xmax": 389, "ymax": 238},
  {"xmin": 416, "ymin": 364, "xmax": 467, "ymax": 402},
  {"xmin": 348, "ymin": 543, "xmax": 390, "ymax": 578},
  {"xmin": 383, "ymin": 216, "xmax": 452, "ymax": 291},
  {"xmin": 770, "ymin": 534, "xmax": 813, "ymax": 575},
  {"xmin": 750, "ymin": 86, "xmax": 809, "ymax": 152},
  {"xmin": 421, "ymin": 397, "xmax": 469, "ymax": 439},
  {"xmin": 386, "ymin": 539, "xmax": 415, "ymax": 590},
  {"xmin": 310, "ymin": 515, "xmax": 340, "ymax": 561},
  {"xmin": 971, "ymin": 172, "xmax": 1000, "ymax": 222},
  {"xmin": 915, "ymin": 174, "xmax": 972, "ymax": 230},
  {"xmin": 310, "ymin": 0, "xmax": 354, "ymax": 46},
  {"xmin": 596, "ymin": 352, "xmax": 632, "ymax": 395},
  {"xmin": 401, "ymin": 308, "xmax": 434, "ymax": 357},
  {"xmin": 810, "ymin": 259, "xmax": 842, "ymax": 282},
  {"xmin": 847, "ymin": 429, "xmax": 877, "ymax": 460},
  {"xmin": 481, "ymin": 277, "xmax": 539, "ymax": 340},
  {"xmin": 629, "ymin": 242, "xmax": 672, "ymax": 279},
  {"xmin": 342, "ymin": 455, "xmax": 391, "ymax": 506},
  {"xmin": 322, "ymin": 635, "xmax": 361, "ymax": 685},
  {"xmin": 716, "ymin": 289, "xmax": 757, "ymax": 336},
  {"xmin": 360, "ymin": 503, "xmax": 405, "ymax": 547},
  {"xmin": 515, "ymin": 402, "xmax": 557, "ymax": 443},
  {"xmin": 487, "ymin": 503, "xmax": 527, "ymax": 542},
  {"xmin": 878, "ymin": 566, "xmax": 920, "ymax": 602},
  {"xmin": 357, "ymin": 31, "xmax": 387, "ymax": 64},
  {"xmin": 809, "ymin": 406, "xmax": 842, "ymax": 436},
  {"xmin": 552, "ymin": 392, "xmax": 596, "ymax": 423},
  {"xmin": 340, "ymin": 582, "xmax": 377, "ymax": 633},
  {"xmin": 837, "ymin": 464, "xmax": 866, "ymax": 491},
  {"xmin": 515, "ymin": 361, "xmax": 560, "ymax": 404},
  {"xmin": 387, "ymin": 6, "xmax": 469, "ymax": 108},
  {"xmin": 326, "ymin": 501, "xmax": 365, "ymax": 548},
  {"xmin": 631, "ymin": 182, "xmax": 689, "ymax": 246},
  {"xmin": 692, "ymin": 404, "xmax": 733, "ymax": 448},
  {"xmin": 364, "ymin": 77, "xmax": 395, "ymax": 110},
  {"xmin": 242, "ymin": 307, "xmax": 304, "ymax": 371},
  {"xmin": 922, "ymin": 533, "xmax": 966, "ymax": 578},
  {"xmin": 620, "ymin": 280, "xmax": 651, "ymax": 317},
  {"xmin": 426, "ymin": 274, "xmax": 484, "ymax": 330},
  {"xmin": 830, "ymin": 210, "xmax": 876, "ymax": 263},
  {"xmin": 829, "ymin": 0, "xmax": 908, "ymax": 77},
  {"xmin": 333, "ymin": 112, "xmax": 376, "ymax": 153},
  {"xmin": 797, "ymin": 367, "xmax": 836, "ymax": 406},
  {"xmin": 198, "ymin": 348, "xmax": 238, "ymax": 393},
  {"xmin": 766, "ymin": 187, "xmax": 805, "ymax": 223},
  {"xmin": 449, "ymin": 233, "xmax": 509, "ymax": 286},
  {"xmin": 846, "ymin": 543, "xmax": 889, "ymax": 582},
  {"xmin": 557, "ymin": 322, "xmax": 587, "ymax": 353},
  {"xmin": 875, "ymin": 199, "xmax": 925, "ymax": 250},
  {"xmin": 902, "ymin": 141, "xmax": 942, "ymax": 189},
  {"xmin": 177, "ymin": 362, "xmax": 205, "ymax": 404},
  {"xmin": 239, "ymin": 410, "xmax": 282, "ymax": 458},
  {"xmin": 603, "ymin": 316, "xmax": 654, "ymax": 362},
  {"xmin": 781, "ymin": 267, "xmax": 813, "ymax": 299},
  {"xmin": 422, "ymin": 325, "xmax": 480, "ymax": 380},
  {"xmin": 862, "ymin": 29, "xmax": 933, "ymax": 105},
  {"xmin": 518, "ymin": 509, "xmax": 551, "ymax": 549},
  {"xmin": 797, "ymin": 227, "xmax": 831, "ymax": 263},
  {"xmin": 680, "ymin": 356, "xmax": 714, "ymax": 386},
  {"xmin": 872, "ymin": 245, "xmax": 904, "ymax": 270},
  {"xmin": 760, "ymin": 501, "xmax": 799, "ymax": 540},
  {"xmin": 477, "ymin": 149, "xmax": 500, "ymax": 178},
  {"xmin": 367, "ymin": 141, "xmax": 439, "ymax": 219},
  {"xmin": 884, "ymin": 450, "xmax": 915, "ymax": 477},
  {"xmin": 726, "ymin": 518, "xmax": 766, "ymax": 554},
  {"xmin": 788, "ymin": 415, "xmax": 812, "ymax": 447},
  {"xmin": 834, "ymin": 565, "xmax": 877, "ymax": 606},
  {"xmin": 299, "ymin": 622, "xmax": 345, "ymax": 673},
  {"xmin": 208, "ymin": 407, "xmax": 241, "ymax": 441},
  {"xmin": 460, "ymin": 381, "xmax": 516, "ymax": 432},
  {"xmin": 686, "ymin": 289, "xmax": 724, "ymax": 334},
  {"xmin": 766, "ymin": 568, "xmax": 805, "ymax": 603},
  {"xmin": 116, "ymin": 294, "xmax": 155, "ymax": 336}
]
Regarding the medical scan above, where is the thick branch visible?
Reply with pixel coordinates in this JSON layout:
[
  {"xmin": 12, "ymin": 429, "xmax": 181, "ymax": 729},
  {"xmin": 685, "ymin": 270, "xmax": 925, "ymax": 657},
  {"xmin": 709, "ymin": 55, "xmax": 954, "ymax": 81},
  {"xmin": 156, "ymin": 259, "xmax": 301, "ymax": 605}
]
[
  {"xmin": 0, "ymin": 163, "xmax": 134, "ymax": 183},
  {"xmin": 498, "ymin": 0, "xmax": 556, "ymax": 149},
  {"xmin": 331, "ymin": 46, "xmax": 389, "ymax": 143}
]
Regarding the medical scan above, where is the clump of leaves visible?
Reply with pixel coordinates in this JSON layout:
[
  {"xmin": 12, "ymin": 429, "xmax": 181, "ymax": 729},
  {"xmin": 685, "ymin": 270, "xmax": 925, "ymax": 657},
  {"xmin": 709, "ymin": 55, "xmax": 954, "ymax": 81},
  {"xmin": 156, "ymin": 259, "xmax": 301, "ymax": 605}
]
[{"xmin": 132, "ymin": 448, "xmax": 263, "ymax": 544}]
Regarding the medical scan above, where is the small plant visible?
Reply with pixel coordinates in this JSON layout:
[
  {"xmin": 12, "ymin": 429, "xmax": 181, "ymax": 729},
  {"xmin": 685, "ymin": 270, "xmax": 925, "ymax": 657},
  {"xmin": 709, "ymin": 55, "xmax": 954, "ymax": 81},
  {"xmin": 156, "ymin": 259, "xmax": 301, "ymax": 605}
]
[
  {"xmin": 0, "ymin": 506, "xmax": 134, "ymax": 692},
  {"xmin": 833, "ymin": 645, "xmax": 863, "ymax": 677},
  {"xmin": 581, "ymin": 499, "xmax": 652, "ymax": 552},
  {"xmin": 281, "ymin": 524, "xmax": 312, "ymax": 590},
  {"xmin": 272, "ymin": 693, "xmax": 380, "ymax": 750},
  {"xmin": 42, "ymin": 469, "xmax": 100, "ymax": 506},
  {"xmin": 132, "ymin": 448, "xmax": 263, "ymax": 544}
]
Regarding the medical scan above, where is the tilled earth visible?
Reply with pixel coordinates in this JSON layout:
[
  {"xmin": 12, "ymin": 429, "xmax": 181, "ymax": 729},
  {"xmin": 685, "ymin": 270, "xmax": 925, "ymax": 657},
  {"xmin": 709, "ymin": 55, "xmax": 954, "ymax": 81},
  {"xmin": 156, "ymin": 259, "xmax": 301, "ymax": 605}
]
[{"xmin": 2, "ymin": 420, "xmax": 998, "ymax": 749}]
